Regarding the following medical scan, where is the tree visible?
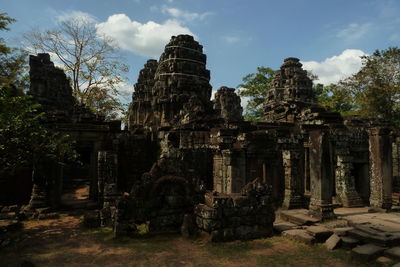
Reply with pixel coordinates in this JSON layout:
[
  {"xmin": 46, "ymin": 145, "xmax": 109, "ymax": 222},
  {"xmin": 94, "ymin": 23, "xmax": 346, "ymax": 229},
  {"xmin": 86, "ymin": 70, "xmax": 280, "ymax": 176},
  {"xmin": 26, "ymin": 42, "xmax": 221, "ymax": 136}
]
[
  {"xmin": 24, "ymin": 16, "xmax": 129, "ymax": 119},
  {"xmin": 340, "ymin": 47, "xmax": 400, "ymax": 123},
  {"xmin": 0, "ymin": 13, "xmax": 29, "ymax": 89},
  {"xmin": 315, "ymin": 83, "xmax": 354, "ymax": 115},
  {"xmin": 238, "ymin": 67, "xmax": 275, "ymax": 121}
]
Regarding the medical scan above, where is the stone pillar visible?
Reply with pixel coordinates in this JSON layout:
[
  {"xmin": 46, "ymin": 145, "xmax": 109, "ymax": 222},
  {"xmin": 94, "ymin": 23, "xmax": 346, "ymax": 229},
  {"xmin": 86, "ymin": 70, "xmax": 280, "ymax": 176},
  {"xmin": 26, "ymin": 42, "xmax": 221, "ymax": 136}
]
[
  {"xmin": 393, "ymin": 137, "xmax": 400, "ymax": 193},
  {"xmin": 308, "ymin": 129, "xmax": 336, "ymax": 220},
  {"xmin": 90, "ymin": 142, "xmax": 101, "ymax": 200},
  {"xmin": 304, "ymin": 147, "xmax": 311, "ymax": 193},
  {"xmin": 282, "ymin": 149, "xmax": 305, "ymax": 209},
  {"xmin": 369, "ymin": 128, "xmax": 392, "ymax": 211},
  {"xmin": 98, "ymin": 151, "xmax": 119, "ymax": 225}
]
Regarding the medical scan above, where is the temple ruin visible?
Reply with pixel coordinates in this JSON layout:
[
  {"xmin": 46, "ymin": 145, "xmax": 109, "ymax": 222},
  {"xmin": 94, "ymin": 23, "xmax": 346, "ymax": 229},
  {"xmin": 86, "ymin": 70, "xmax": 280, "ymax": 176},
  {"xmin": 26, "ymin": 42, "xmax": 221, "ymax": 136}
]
[{"xmin": 2, "ymin": 34, "xmax": 400, "ymax": 243}]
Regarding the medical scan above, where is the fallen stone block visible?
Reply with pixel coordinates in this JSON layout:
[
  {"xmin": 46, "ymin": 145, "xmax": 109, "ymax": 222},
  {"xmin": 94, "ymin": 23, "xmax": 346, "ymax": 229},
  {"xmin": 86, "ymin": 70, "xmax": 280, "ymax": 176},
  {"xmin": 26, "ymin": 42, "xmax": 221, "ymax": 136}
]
[
  {"xmin": 273, "ymin": 222, "xmax": 296, "ymax": 234},
  {"xmin": 38, "ymin": 212, "xmax": 59, "ymax": 220},
  {"xmin": 348, "ymin": 228, "xmax": 397, "ymax": 247},
  {"xmin": 325, "ymin": 233, "xmax": 341, "ymax": 250},
  {"xmin": 341, "ymin": 236, "xmax": 359, "ymax": 249},
  {"xmin": 384, "ymin": 246, "xmax": 400, "ymax": 260},
  {"xmin": 282, "ymin": 229, "xmax": 315, "ymax": 244},
  {"xmin": 376, "ymin": 256, "xmax": 393, "ymax": 266},
  {"xmin": 351, "ymin": 244, "xmax": 385, "ymax": 261},
  {"xmin": 0, "ymin": 219, "xmax": 21, "ymax": 232},
  {"xmin": 332, "ymin": 227, "xmax": 353, "ymax": 236},
  {"xmin": 280, "ymin": 209, "xmax": 320, "ymax": 226},
  {"xmin": 83, "ymin": 210, "xmax": 101, "ymax": 228}
]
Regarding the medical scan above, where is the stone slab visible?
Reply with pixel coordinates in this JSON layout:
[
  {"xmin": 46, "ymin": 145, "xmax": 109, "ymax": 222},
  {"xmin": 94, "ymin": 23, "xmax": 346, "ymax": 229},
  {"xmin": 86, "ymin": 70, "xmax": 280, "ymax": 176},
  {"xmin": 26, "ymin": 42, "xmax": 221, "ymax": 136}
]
[
  {"xmin": 332, "ymin": 227, "xmax": 353, "ymax": 236},
  {"xmin": 341, "ymin": 236, "xmax": 360, "ymax": 249},
  {"xmin": 348, "ymin": 228, "xmax": 399, "ymax": 247},
  {"xmin": 351, "ymin": 244, "xmax": 385, "ymax": 261},
  {"xmin": 376, "ymin": 256, "xmax": 393, "ymax": 265},
  {"xmin": 273, "ymin": 222, "xmax": 297, "ymax": 233},
  {"xmin": 282, "ymin": 229, "xmax": 315, "ymax": 244},
  {"xmin": 384, "ymin": 246, "xmax": 400, "ymax": 260},
  {"xmin": 279, "ymin": 209, "xmax": 320, "ymax": 226},
  {"xmin": 306, "ymin": 225, "xmax": 333, "ymax": 242}
]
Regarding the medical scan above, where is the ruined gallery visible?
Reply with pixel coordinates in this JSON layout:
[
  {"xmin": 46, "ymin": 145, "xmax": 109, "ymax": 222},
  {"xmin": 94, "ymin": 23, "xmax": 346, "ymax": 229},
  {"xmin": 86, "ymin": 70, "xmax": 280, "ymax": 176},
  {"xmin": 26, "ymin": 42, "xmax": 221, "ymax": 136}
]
[{"xmin": 1, "ymin": 34, "xmax": 400, "ymax": 249}]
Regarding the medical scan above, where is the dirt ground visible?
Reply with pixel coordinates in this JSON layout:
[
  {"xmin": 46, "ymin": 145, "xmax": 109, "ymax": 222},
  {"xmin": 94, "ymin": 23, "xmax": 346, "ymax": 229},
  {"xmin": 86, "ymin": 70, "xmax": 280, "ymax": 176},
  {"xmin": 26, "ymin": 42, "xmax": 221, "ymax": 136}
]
[{"xmin": 0, "ymin": 212, "xmax": 375, "ymax": 267}]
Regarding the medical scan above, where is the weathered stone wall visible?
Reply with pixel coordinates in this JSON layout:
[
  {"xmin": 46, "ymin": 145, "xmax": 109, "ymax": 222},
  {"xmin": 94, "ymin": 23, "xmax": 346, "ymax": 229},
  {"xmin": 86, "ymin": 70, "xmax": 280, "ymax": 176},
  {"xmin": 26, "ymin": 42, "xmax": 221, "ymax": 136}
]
[
  {"xmin": 195, "ymin": 187, "xmax": 275, "ymax": 242},
  {"xmin": 29, "ymin": 53, "xmax": 76, "ymax": 121}
]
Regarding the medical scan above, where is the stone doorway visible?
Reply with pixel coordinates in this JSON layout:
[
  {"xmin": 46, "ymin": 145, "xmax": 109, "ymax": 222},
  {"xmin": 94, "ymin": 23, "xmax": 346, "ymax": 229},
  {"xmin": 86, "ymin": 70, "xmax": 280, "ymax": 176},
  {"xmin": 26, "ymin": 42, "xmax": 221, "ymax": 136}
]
[{"xmin": 352, "ymin": 163, "xmax": 370, "ymax": 205}]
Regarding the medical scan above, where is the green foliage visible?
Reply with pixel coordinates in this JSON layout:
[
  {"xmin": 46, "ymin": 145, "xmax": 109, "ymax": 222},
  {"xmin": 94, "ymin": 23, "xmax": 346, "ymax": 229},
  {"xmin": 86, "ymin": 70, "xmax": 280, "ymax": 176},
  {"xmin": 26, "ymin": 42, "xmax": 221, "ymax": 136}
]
[
  {"xmin": 0, "ymin": 84, "xmax": 78, "ymax": 176},
  {"xmin": 0, "ymin": 13, "xmax": 29, "ymax": 89},
  {"xmin": 340, "ymin": 47, "xmax": 400, "ymax": 124},
  {"xmin": 315, "ymin": 83, "xmax": 355, "ymax": 115},
  {"xmin": 238, "ymin": 67, "xmax": 275, "ymax": 121},
  {"xmin": 0, "ymin": 85, "xmax": 77, "ymax": 176}
]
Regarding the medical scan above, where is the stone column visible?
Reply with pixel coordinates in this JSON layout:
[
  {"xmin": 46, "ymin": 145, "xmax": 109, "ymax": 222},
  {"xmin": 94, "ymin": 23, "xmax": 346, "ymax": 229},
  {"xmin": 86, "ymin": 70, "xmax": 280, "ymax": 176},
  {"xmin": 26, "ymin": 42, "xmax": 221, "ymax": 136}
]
[
  {"xmin": 393, "ymin": 137, "xmax": 400, "ymax": 193},
  {"xmin": 308, "ymin": 129, "xmax": 336, "ymax": 220},
  {"xmin": 282, "ymin": 149, "xmax": 305, "ymax": 209},
  {"xmin": 98, "ymin": 151, "xmax": 119, "ymax": 226},
  {"xmin": 369, "ymin": 128, "xmax": 392, "ymax": 211}
]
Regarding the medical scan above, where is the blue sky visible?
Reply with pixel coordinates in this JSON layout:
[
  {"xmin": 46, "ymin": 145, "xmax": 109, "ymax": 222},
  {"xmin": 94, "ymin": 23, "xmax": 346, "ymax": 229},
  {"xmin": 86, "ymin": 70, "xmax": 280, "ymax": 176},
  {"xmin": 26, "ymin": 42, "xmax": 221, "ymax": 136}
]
[{"xmin": 3, "ymin": 0, "xmax": 400, "ymax": 101}]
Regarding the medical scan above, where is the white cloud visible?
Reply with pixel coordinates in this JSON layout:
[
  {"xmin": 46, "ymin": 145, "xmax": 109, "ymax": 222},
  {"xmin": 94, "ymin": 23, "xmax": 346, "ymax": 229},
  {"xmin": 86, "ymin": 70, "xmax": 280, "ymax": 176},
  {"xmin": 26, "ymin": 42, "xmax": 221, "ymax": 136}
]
[
  {"xmin": 161, "ymin": 6, "xmax": 212, "ymax": 22},
  {"xmin": 116, "ymin": 81, "xmax": 134, "ymax": 104},
  {"xmin": 95, "ymin": 14, "xmax": 195, "ymax": 58},
  {"xmin": 336, "ymin": 23, "xmax": 373, "ymax": 41},
  {"xmin": 223, "ymin": 36, "xmax": 240, "ymax": 44},
  {"xmin": 56, "ymin": 10, "xmax": 97, "ymax": 24},
  {"xmin": 301, "ymin": 49, "xmax": 366, "ymax": 85}
]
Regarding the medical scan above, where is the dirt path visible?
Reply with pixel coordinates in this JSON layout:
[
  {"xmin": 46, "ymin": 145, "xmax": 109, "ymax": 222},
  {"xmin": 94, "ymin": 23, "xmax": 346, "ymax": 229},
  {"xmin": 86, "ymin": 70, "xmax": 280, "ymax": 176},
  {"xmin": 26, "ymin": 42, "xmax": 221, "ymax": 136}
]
[{"xmin": 0, "ymin": 212, "xmax": 372, "ymax": 267}]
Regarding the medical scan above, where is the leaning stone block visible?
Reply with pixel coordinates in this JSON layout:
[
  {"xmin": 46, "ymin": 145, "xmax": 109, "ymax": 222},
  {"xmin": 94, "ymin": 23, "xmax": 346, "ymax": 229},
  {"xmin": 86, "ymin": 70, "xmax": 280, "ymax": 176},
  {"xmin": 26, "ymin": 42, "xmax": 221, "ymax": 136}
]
[{"xmin": 324, "ymin": 233, "xmax": 341, "ymax": 250}]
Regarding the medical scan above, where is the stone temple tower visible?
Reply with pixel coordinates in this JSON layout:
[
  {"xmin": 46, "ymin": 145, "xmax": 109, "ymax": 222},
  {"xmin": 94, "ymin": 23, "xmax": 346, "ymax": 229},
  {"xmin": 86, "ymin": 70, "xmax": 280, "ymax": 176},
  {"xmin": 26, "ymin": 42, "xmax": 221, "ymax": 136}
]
[
  {"xmin": 152, "ymin": 35, "xmax": 213, "ymax": 127},
  {"xmin": 264, "ymin": 57, "xmax": 316, "ymax": 122}
]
